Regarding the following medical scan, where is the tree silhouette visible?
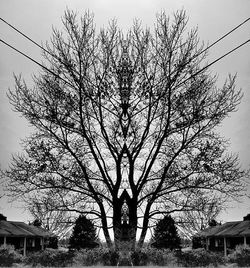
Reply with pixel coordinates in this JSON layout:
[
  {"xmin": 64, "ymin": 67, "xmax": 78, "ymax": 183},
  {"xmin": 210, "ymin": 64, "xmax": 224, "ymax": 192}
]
[
  {"xmin": 4, "ymin": 10, "xmax": 246, "ymax": 249},
  {"xmin": 243, "ymin": 214, "xmax": 250, "ymax": 221},
  {"xmin": 178, "ymin": 195, "xmax": 223, "ymax": 238},
  {"xmin": 0, "ymin": 213, "xmax": 7, "ymax": 221},
  {"xmin": 208, "ymin": 219, "xmax": 219, "ymax": 227},
  {"xmin": 32, "ymin": 218, "xmax": 42, "ymax": 227},
  {"xmin": 151, "ymin": 215, "xmax": 181, "ymax": 250},
  {"xmin": 28, "ymin": 196, "xmax": 73, "ymax": 239},
  {"xmin": 69, "ymin": 214, "xmax": 98, "ymax": 249}
]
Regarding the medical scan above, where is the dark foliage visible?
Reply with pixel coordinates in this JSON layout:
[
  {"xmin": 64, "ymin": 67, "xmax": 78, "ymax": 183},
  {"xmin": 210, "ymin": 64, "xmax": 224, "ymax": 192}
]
[
  {"xmin": 243, "ymin": 213, "xmax": 250, "ymax": 221},
  {"xmin": 228, "ymin": 246, "xmax": 250, "ymax": 267},
  {"xmin": 151, "ymin": 215, "xmax": 181, "ymax": 250},
  {"xmin": 31, "ymin": 218, "xmax": 42, "ymax": 227},
  {"xmin": 48, "ymin": 236, "xmax": 59, "ymax": 249},
  {"xmin": 102, "ymin": 250, "xmax": 119, "ymax": 266},
  {"xmin": 176, "ymin": 248, "xmax": 225, "ymax": 267},
  {"xmin": 0, "ymin": 246, "xmax": 23, "ymax": 267},
  {"xmin": 0, "ymin": 213, "xmax": 7, "ymax": 221},
  {"xmin": 24, "ymin": 248, "xmax": 74, "ymax": 267},
  {"xmin": 131, "ymin": 250, "xmax": 149, "ymax": 266},
  {"xmin": 192, "ymin": 236, "xmax": 205, "ymax": 249},
  {"xmin": 208, "ymin": 219, "xmax": 220, "ymax": 227},
  {"xmin": 69, "ymin": 214, "xmax": 99, "ymax": 250}
]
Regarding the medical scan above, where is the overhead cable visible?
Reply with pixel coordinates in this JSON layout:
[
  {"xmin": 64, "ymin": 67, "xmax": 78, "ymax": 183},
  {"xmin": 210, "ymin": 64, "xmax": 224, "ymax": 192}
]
[
  {"xmin": 179, "ymin": 39, "xmax": 250, "ymax": 87},
  {"xmin": 0, "ymin": 16, "xmax": 250, "ymax": 62},
  {"xmin": 0, "ymin": 17, "xmax": 52, "ymax": 57},
  {"xmin": 197, "ymin": 17, "xmax": 250, "ymax": 57},
  {"xmin": 0, "ymin": 37, "xmax": 249, "ymax": 90},
  {"xmin": 0, "ymin": 38, "xmax": 72, "ymax": 87}
]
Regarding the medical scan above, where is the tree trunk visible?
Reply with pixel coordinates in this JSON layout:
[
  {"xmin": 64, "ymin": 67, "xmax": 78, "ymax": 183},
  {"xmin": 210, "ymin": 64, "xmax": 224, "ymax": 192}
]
[
  {"xmin": 113, "ymin": 190, "xmax": 137, "ymax": 251},
  {"xmin": 137, "ymin": 204, "xmax": 151, "ymax": 249},
  {"xmin": 99, "ymin": 203, "xmax": 113, "ymax": 249},
  {"xmin": 137, "ymin": 217, "xmax": 149, "ymax": 249}
]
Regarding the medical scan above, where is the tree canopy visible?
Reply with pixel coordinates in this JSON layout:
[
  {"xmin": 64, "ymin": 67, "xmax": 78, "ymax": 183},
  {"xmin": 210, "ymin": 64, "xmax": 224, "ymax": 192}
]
[
  {"xmin": 28, "ymin": 196, "xmax": 73, "ymax": 239},
  {"xmin": 69, "ymin": 214, "xmax": 98, "ymax": 249},
  {"xmin": 4, "ymin": 9, "xmax": 247, "ymax": 249},
  {"xmin": 151, "ymin": 214, "xmax": 181, "ymax": 250}
]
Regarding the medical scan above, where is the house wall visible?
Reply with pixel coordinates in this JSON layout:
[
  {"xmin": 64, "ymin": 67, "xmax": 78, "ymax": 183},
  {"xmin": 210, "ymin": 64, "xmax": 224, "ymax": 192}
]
[
  {"xmin": 193, "ymin": 236, "xmax": 250, "ymax": 252},
  {"xmin": 207, "ymin": 236, "xmax": 250, "ymax": 253},
  {"xmin": 208, "ymin": 237, "xmax": 224, "ymax": 251},
  {"xmin": 0, "ymin": 236, "xmax": 46, "ymax": 252}
]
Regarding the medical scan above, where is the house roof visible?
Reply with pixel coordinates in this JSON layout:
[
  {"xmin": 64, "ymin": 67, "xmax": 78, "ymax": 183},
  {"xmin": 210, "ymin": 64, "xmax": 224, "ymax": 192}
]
[
  {"xmin": 0, "ymin": 220, "xmax": 55, "ymax": 238},
  {"xmin": 197, "ymin": 220, "xmax": 250, "ymax": 238}
]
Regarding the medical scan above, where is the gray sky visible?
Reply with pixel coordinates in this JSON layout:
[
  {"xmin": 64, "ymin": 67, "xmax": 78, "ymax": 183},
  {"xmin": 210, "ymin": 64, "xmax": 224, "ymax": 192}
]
[{"xmin": 0, "ymin": 0, "xmax": 250, "ymax": 223}]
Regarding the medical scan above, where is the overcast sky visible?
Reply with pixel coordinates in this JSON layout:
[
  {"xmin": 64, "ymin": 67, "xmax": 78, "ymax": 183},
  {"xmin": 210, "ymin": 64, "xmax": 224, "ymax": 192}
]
[{"xmin": 0, "ymin": 0, "xmax": 250, "ymax": 223}]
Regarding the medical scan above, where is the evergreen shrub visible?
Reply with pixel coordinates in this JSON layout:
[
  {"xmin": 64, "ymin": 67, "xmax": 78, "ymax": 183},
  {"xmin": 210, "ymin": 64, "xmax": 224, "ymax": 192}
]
[
  {"xmin": 131, "ymin": 250, "xmax": 149, "ymax": 266},
  {"xmin": 151, "ymin": 215, "xmax": 181, "ymax": 250},
  {"xmin": 0, "ymin": 245, "xmax": 23, "ymax": 267},
  {"xmin": 24, "ymin": 248, "xmax": 74, "ymax": 267},
  {"xmin": 146, "ymin": 248, "xmax": 179, "ymax": 266},
  {"xmin": 176, "ymin": 248, "xmax": 225, "ymax": 267},
  {"xmin": 72, "ymin": 248, "xmax": 103, "ymax": 266},
  {"xmin": 228, "ymin": 245, "xmax": 250, "ymax": 267},
  {"xmin": 69, "ymin": 214, "xmax": 99, "ymax": 250},
  {"xmin": 102, "ymin": 250, "xmax": 119, "ymax": 266}
]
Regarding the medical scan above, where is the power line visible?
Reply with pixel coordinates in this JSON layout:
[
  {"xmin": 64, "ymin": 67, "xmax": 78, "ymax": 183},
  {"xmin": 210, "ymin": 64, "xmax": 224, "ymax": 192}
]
[
  {"xmin": 1, "ymin": 16, "xmax": 249, "ymax": 62},
  {"xmin": 0, "ymin": 38, "xmax": 72, "ymax": 87},
  {"xmin": 1, "ymin": 15, "xmax": 250, "ymax": 86},
  {"xmin": 179, "ymin": 39, "xmax": 250, "ymax": 87},
  {"xmin": 0, "ymin": 17, "xmax": 52, "ymax": 57},
  {"xmin": 0, "ymin": 37, "xmax": 249, "ymax": 90},
  {"xmin": 0, "ymin": 38, "xmax": 121, "ymax": 119},
  {"xmin": 1, "ymin": 36, "xmax": 249, "ymax": 124},
  {"xmin": 197, "ymin": 17, "xmax": 250, "ymax": 57}
]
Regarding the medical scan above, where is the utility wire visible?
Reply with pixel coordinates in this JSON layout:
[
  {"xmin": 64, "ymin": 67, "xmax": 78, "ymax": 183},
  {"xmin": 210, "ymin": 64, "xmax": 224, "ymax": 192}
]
[
  {"xmin": 197, "ymin": 17, "xmax": 250, "ymax": 57},
  {"xmin": 0, "ymin": 17, "xmax": 52, "ymax": 57},
  {"xmin": 0, "ymin": 38, "xmax": 121, "ymax": 119},
  {"xmin": 1, "ymin": 36, "xmax": 249, "ymax": 123},
  {"xmin": 1, "ymin": 16, "xmax": 249, "ymax": 62},
  {"xmin": 1, "ymin": 15, "xmax": 249, "ymax": 86},
  {"xmin": 0, "ymin": 38, "xmax": 72, "ymax": 87},
  {"xmin": 129, "ymin": 38, "xmax": 250, "ymax": 119},
  {"xmin": 2, "ymin": 15, "xmax": 249, "ymax": 99},
  {"xmin": 179, "ymin": 39, "xmax": 250, "ymax": 87},
  {"xmin": 0, "ymin": 37, "xmax": 249, "ymax": 90}
]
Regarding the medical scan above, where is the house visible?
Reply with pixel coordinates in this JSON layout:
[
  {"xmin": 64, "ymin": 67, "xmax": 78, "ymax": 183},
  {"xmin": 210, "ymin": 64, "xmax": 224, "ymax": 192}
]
[
  {"xmin": 0, "ymin": 218, "xmax": 56, "ymax": 256},
  {"xmin": 194, "ymin": 220, "xmax": 250, "ymax": 256}
]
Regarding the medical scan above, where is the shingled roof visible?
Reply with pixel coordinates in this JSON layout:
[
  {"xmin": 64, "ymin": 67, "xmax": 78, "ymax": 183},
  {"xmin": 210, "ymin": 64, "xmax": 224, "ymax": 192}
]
[
  {"xmin": 0, "ymin": 220, "xmax": 55, "ymax": 237},
  {"xmin": 197, "ymin": 220, "xmax": 250, "ymax": 238}
]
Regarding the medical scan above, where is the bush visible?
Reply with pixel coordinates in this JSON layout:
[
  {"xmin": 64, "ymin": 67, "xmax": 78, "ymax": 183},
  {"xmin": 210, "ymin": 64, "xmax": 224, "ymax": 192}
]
[
  {"xmin": 73, "ymin": 248, "xmax": 103, "ymax": 266},
  {"xmin": 24, "ymin": 248, "xmax": 74, "ymax": 267},
  {"xmin": 129, "ymin": 247, "xmax": 179, "ymax": 266},
  {"xmin": 147, "ymin": 248, "xmax": 165, "ymax": 265},
  {"xmin": 48, "ymin": 236, "xmax": 59, "ymax": 249},
  {"xmin": 228, "ymin": 245, "xmax": 250, "ymax": 267},
  {"xmin": 0, "ymin": 245, "xmax": 23, "ymax": 267},
  {"xmin": 69, "ymin": 214, "xmax": 99, "ymax": 250},
  {"xmin": 192, "ymin": 236, "xmax": 205, "ymax": 249},
  {"xmin": 101, "ymin": 250, "xmax": 119, "ymax": 266},
  {"xmin": 130, "ymin": 250, "xmax": 147, "ymax": 266},
  {"xmin": 177, "ymin": 248, "xmax": 225, "ymax": 267},
  {"xmin": 72, "ymin": 247, "xmax": 119, "ymax": 266},
  {"xmin": 145, "ymin": 248, "xmax": 179, "ymax": 266},
  {"xmin": 152, "ymin": 215, "xmax": 181, "ymax": 250},
  {"xmin": 102, "ymin": 249, "xmax": 113, "ymax": 265}
]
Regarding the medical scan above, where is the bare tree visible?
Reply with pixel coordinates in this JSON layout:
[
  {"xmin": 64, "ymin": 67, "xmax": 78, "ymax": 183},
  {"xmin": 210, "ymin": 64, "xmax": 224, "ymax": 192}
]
[
  {"xmin": 28, "ymin": 196, "xmax": 74, "ymax": 239},
  {"xmin": 4, "ymin": 10, "xmax": 247, "ymax": 249},
  {"xmin": 177, "ymin": 194, "xmax": 223, "ymax": 239}
]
